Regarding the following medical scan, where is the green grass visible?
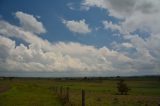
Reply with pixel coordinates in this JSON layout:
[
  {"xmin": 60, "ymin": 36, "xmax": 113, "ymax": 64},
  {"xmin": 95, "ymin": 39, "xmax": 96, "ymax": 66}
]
[
  {"xmin": 0, "ymin": 79, "xmax": 62, "ymax": 106},
  {"xmin": 0, "ymin": 78, "xmax": 160, "ymax": 106}
]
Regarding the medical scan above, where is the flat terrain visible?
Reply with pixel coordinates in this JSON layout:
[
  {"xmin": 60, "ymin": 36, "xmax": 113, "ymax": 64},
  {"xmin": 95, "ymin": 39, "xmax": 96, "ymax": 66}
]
[
  {"xmin": 0, "ymin": 79, "xmax": 62, "ymax": 106},
  {"xmin": 0, "ymin": 77, "xmax": 160, "ymax": 106}
]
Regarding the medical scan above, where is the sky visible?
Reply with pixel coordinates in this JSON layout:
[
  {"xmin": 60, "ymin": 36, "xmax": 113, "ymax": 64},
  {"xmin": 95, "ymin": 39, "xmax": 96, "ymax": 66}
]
[{"xmin": 0, "ymin": 0, "xmax": 160, "ymax": 77}]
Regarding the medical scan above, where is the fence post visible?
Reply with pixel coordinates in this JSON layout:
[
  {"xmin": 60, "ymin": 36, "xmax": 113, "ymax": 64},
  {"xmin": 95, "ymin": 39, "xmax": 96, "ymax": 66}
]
[
  {"xmin": 53, "ymin": 86, "xmax": 55, "ymax": 92},
  {"xmin": 82, "ymin": 89, "xmax": 85, "ymax": 106},
  {"xmin": 66, "ymin": 87, "xmax": 69, "ymax": 102},
  {"xmin": 60, "ymin": 86, "xmax": 62, "ymax": 97},
  {"xmin": 55, "ymin": 86, "xmax": 57, "ymax": 93}
]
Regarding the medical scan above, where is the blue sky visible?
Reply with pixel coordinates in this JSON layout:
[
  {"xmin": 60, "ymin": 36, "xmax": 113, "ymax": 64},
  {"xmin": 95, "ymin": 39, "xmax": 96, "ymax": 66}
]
[
  {"xmin": 0, "ymin": 0, "xmax": 121, "ymax": 47},
  {"xmin": 0, "ymin": 0, "xmax": 160, "ymax": 77}
]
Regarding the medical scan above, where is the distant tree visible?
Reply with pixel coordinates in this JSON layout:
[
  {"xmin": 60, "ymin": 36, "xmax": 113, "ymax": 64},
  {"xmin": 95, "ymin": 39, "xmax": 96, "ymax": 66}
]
[
  {"xmin": 117, "ymin": 79, "xmax": 130, "ymax": 95},
  {"xmin": 116, "ymin": 76, "xmax": 120, "ymax": 79},
  {"xmin": 8, "ymin": 77, "xmax": 14, "ymax": 81},
  {"xmin": 83, "ymin": 77, "xmax": 87, "ymax": 80}
]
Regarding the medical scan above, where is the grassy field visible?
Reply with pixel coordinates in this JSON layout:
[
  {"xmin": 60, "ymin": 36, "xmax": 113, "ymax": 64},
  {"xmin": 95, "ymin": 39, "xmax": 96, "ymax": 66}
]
[
  {"xmin": 0, "ymin": 77, "xmax": 160, "ymax": 106},
  {"xmin": 0, "ymin": 79, "xmax": 62, "ymax": 106}
]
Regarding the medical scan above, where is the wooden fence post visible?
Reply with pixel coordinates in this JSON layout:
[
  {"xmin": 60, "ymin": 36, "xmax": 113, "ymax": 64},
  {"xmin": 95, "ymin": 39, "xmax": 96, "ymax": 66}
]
[
  {"xmin": 55, "ymin": 87, "xmax": 58, "ymax": 94},
  {"xmin": 66, "ymin": 87, "xmax": 69, "ymax": 102},
  {"xmin": 82, "ymin": 89, "xmax": 85, "ymax": 106},
  {"xmin": 60, "ymin": 86, "xmax": 62, "ymax": 97}
]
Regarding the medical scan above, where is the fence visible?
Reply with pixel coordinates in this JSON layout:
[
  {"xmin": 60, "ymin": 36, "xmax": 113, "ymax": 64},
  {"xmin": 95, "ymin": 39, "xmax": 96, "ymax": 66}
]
[
  {"xmin": 54, "ymin": 86, "xmax": 86, "ymax": 106},
  {"xmin": 53, "ymin": 86, "xmax": 160, "ymax": 106}
]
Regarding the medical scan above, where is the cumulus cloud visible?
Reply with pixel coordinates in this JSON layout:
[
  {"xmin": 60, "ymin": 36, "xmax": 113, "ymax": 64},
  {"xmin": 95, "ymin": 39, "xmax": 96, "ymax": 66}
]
[
  {"xmin": 0, "ymin": 11, "xmax": 159, "ymax": 76},
  {"xmin": 81, "ymin": 0, "xmax": 107, "ymax": 10},
  {"xmin": 62, "ymin": 19, "xmax": 91, "ymax": 34},
  {"xmin": 121, "ymin": 43, "xmax": 133, "ymax": 48},
  {"xmin": 0, "ymin": 12, "xmax": 135, "ymax": 74},
  {"xmin": 103, "ymin": 21, "xmax": 121, "ymax": 32},
  {"xmin": 82, "ymin": 0, "xmax": 160, "ymax": 34},
  {"xmin": 81, "ymin": 0, "xmax": 160, "ymax": 74},
  {"xmin": 15, "ymin": 11, "xmax": 46, "ymax": 34}
]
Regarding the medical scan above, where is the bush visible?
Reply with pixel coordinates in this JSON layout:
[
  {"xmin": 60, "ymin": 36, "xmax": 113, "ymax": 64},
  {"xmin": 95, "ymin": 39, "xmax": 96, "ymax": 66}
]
[{"xmin": 117, "ymin": 79, "xmax": 130, "ymax": 95}]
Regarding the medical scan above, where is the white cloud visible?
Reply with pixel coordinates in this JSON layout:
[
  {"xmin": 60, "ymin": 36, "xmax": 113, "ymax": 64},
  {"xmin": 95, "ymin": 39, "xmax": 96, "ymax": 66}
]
[
  {"xmin": 81, "ymin": 0, "xmax": 160, "ymax": 74},
  {"xmin": 83, "ymin": 0, "xmax": 160, "ymax": 35},
  {"xmin": 0, "ymin": 20, "xmax": 51, "ymax": 51},
  {"xmin": 67, "ymin": 3, "xmax": 76, "ymax": 10},
  {"xmin": 62, "ymin": 19, "xmax": 91, "ymax": 34},
  {"xmin": 81, "ymin": 0, "xmax": 108, "ymax": 10},
  {"xmin": 0, "ymin": 14, "xmax": 134, "ymax": 73},
  {"xmin": 103, "ymin": 21, "xmax": 121, "ymax": 32},
  {"xmin": 121, "ymin": 43, "xmax": 133, "ymax": 48},
  {"xmin": 15, "ymin": 11, "xmax": 46, "ymax": 34},
  {"xmin": 0, "ymin": 11, "xmax": 160, "ymax": 75}
]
